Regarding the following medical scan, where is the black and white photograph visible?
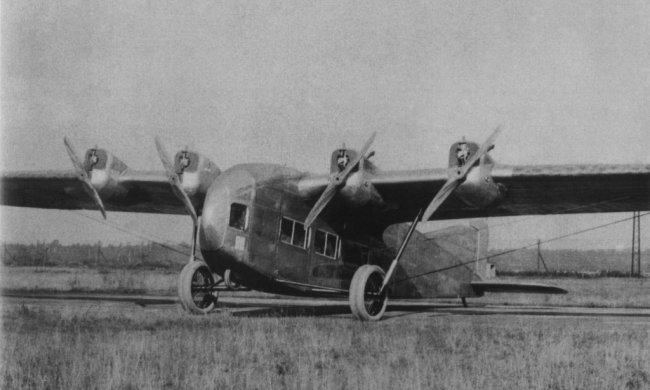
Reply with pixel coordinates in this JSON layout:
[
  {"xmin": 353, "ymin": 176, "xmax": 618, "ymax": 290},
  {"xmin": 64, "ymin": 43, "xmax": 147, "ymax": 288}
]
[{"xmin": 1, "ymin": 1, "xmax": 649, "ymax": 389}]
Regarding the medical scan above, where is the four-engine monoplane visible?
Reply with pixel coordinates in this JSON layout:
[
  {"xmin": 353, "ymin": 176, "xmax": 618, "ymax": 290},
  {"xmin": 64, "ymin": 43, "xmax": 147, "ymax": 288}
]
[{"xmin": 2, "ymin": 129, "xmax": 649, "ymax": 320}]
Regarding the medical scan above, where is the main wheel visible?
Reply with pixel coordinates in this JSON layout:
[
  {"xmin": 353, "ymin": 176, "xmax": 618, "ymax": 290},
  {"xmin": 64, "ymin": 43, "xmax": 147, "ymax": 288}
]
[
  {"xmin": 224, "ymin": 269, "xmax": 241, "ymax": 290},
  {"xmin": 178, "ymin": 261, "xmax": 216, "ymax": 314},
  {"xmin": 349, "ymin": 265, "xmax": 388, "ymax": 321}
]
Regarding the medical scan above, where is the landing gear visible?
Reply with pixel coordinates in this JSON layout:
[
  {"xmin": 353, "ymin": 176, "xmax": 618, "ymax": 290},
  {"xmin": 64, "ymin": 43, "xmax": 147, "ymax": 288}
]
[
  {"xmin": 178, "ymin": 260, "xmax": 216, "ymax": 314},
  {"xmin": 349, "ymin": 265, "xmax": 388, "ymax": 321},
  {"xmin": 224, "ymin": 269, "xmax": 241, "ymax": 290}
]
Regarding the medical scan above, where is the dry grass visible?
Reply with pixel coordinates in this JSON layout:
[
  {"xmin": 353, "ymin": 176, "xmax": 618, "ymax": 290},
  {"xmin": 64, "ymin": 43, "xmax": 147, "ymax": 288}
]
[
  {"xmin": 1, "ymin": 267, "xmax": 178, "ymax": 294},
  {"xmin": 1, "ymin": 303, "xmax": 649, "ymax": 390}
]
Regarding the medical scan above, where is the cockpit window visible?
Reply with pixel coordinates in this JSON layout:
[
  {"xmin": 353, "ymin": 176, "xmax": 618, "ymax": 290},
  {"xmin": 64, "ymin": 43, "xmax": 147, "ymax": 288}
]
[
  {"xmin": 314, "ymin": 230, "xmax": 339, "ymax": 259},
  {"xmin": 229, "ymin": 203, "xmax": 248, "ymax": 231},
  {"xmin": 280, "ymin": 217, "xmax": 308, "ymax": 249}
]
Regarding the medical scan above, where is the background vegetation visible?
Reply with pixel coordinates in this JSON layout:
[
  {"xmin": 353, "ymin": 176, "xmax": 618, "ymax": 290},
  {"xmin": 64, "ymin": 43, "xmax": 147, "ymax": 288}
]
[{"xmin": 2, "ymin": 241, "xmax": 648, "ymax": 275}]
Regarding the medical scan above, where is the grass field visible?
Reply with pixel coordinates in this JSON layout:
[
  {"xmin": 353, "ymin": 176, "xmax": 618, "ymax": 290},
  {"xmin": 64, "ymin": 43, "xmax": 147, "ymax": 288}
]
[
  {"xmin": 1, "ymin": 302, "xmax": 649, "ymax": 390},
  {"xmin": 2, "ymin": 266, "xmax": 650, "ymax": 389}
]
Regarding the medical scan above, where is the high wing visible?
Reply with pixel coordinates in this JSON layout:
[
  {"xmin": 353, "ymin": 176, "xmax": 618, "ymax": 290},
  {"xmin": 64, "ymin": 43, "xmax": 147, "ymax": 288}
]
[
  {"xmin": 0, "ymin": 170, "xmax": 186, "ymax": 214},
  {"xmin": 367, "ymin": 163, "xmax": 650, "ymax": 224}
]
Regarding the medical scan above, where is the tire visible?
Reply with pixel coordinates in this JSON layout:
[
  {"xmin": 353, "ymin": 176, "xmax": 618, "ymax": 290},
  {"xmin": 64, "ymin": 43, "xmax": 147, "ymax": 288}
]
[
  {"xmin": 349, "ymin": 265, "xmax": 388, "ymax": 321},
  {"xmin": 178, "ymin": 261, "xmax": 216, "ymax": 314},
  {"xmin": 224, "ymin": 269, "xmax": 240, "ymax": 290}
]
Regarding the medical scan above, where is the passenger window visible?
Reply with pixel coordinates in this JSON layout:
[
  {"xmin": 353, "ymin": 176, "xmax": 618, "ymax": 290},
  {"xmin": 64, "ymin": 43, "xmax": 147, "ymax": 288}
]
[
  {"xmin": 280, "ymin": 218, "xmax": 293, "ymax": 244},
  {"xmin": 292, "ymin": 223, "xmax": 306, "ymax": 247},
  {"xmin": 314, "ymin": 230, "xmax": 339, "ymax": 259},
  {"xmin": 279, "ymin": 217, "xmax": 308, "ymax": 249},
  {"xmin": 229, "ymin": 203, "xmax": 248, "ymax": 230}
]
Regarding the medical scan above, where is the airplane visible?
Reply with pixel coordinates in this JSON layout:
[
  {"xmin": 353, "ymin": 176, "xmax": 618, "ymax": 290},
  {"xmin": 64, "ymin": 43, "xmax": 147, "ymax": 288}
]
[{"xmin": 1, "ymin": 128, "xmax": 649, "ymax": 320}]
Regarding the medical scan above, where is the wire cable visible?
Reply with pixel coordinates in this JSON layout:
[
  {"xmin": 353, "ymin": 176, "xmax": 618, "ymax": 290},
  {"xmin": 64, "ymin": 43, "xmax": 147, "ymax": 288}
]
[{"xmin": 395, "ymin": 211, "xmax": 650, "ymax": 284}]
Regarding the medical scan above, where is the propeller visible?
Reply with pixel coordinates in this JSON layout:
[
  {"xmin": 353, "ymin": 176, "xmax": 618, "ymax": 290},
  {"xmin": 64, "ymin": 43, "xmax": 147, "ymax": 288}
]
[
  {"xmin": 304, "ymin": 132, "xmax": 377, "ymax": 228},
  {"xmin": 155, "ymin": 137, "xmax": 202, "ymax": 263},
  {"xmin": 63, "ymin": 137, "xmax": 107, "ymax": 219},
  {"xmin": 421, "ymin": 126, "xmax": 501, "ymax": 222},
  {"xmin": 154, "ymin": 137, "xmax": 198, "ymax": 224}
]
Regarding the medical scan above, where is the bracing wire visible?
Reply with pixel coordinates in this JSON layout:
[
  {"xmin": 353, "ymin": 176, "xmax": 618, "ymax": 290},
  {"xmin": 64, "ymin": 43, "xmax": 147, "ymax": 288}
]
[
  {"xmin": 395, "ymin": 211, "xmax": 650, "ymax": 284},
  {"xmin": 68, "ymin": 196, "xmax": 645, "ymax": 275},
  {"xmin": 70, "ymin": 211, "xmax": 202, "ymax": 260}
]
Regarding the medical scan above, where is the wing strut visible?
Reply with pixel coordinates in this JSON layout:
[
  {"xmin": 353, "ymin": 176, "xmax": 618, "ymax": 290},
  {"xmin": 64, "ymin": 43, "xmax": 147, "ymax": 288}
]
[{"xmin": 378, "ymin": 209, "xmax": 423, "ymax": 296}]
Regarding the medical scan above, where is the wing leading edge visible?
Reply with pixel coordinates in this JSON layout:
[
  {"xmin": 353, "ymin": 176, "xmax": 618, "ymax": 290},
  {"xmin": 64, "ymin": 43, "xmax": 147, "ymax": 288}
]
[
  {"xmin": 1, "ymin": 170, "xmax": 187, "ymax": 215},
  {"xmin": 3, "ymin": 163, "xmax": 649, "ymax": 219}
]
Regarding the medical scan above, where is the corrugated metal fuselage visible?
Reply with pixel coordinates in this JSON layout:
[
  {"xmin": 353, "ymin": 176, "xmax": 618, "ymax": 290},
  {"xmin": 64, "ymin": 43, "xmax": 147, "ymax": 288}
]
[{"xmin": 198, "ymin": 164, "xmax": 481, "ymax": 298}]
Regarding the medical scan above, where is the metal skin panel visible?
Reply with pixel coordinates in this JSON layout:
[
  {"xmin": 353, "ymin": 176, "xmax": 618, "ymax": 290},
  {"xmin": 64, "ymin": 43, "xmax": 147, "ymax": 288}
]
[
  {"xmin": 197, "ymin": 164, "xmax": 385, "ymax": 296},
  {"xmin": 85, "ymin": 149, "xmax": 130, "ymax": 201},
  {"xmin": 172, "ymin": 150, "xmax": 221, "ymax": 206},
  {"xmin": 198, "ymin": 164, "xmax": 335, "ymax": 296},
  {"xmin": 199, "ymin": 166, "xmax": 255, "ymax": 275},
  {"xmin": 275, "ymin": 191, "xmax": 311, "ymax": 284}
]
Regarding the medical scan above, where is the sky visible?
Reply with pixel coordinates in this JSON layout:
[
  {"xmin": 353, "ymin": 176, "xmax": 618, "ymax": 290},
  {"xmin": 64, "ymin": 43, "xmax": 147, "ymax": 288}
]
[{"xmin": 1, "ymin": 0, "xmax": 649, "ymax": 250}]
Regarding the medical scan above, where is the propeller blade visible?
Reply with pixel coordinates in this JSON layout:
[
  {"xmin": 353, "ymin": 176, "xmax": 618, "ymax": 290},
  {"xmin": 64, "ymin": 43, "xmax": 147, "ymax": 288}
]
[
  {"xmin": 421, "ymin": 126, "xmax": 502, "ymax": 222},
  {"xmin": 304, "ymin": 181, "xmax": 339, "ymax": 228},
  {"xmin": 63, "ymin": 137, "xmax": 107, "ymax": 219},
  {"xmin": 421, "ymin": 177, "xmax": 461, "ymax": 222},
  {"xmin": 336, "ymin": 131, "xmax": 376, "ymax": 180},
  {"xmin": 154, "ymin": 137, "xmax": 198, "ymax": 224},
  {"xmin": 84, "ymin": 183, "xmax": 107, "ymax": 220},
  {"xmin": 304, "ymin": 132, "xmax": 377, "ymax": 228},
  {"xmin": 63, "ymin": 137, "xmax": 87, "ymax": 178},
  {"xmin": 458, "ymin": 125, "xmax": 501, "ymax": 176},
  {"xmin": 154, "ymin": 136, "xmax": 176, "ymax": 178}
]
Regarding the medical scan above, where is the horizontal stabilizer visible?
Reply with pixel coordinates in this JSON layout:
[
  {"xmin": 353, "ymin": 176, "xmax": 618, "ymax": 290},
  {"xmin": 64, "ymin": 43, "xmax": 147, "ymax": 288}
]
[{"xmin": 471, "ymin": 281, "xmax": 567, "ymax": 295}]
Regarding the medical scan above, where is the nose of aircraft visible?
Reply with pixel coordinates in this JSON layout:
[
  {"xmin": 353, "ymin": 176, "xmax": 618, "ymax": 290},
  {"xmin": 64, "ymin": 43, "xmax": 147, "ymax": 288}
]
[
  {"xmin": 198, "ymin": 166, "xmax": 256, "ymax": 274},
  {"xmin": 199, "ymin": 178, "xmax": 229, "ymax": 252}
]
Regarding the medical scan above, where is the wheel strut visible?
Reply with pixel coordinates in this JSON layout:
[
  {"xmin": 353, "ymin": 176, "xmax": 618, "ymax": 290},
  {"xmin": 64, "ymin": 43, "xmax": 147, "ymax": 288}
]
[{"xmin": 188, "ymin": 217, "xmax": 200, "ymax": 263}]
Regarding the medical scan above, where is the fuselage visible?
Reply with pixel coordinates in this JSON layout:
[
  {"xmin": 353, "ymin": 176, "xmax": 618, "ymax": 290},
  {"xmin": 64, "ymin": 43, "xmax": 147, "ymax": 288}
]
[
  {"xmin": 195, "ymin": 163, "xmax": 486, "ymax": 299},
  {"xmin": 198, "ymin": 164, "xmax": 369, "ymax": 296}
]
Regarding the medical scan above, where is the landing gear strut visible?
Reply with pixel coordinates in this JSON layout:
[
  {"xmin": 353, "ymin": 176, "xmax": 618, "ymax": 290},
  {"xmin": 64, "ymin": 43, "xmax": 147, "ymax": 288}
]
[{"xmin": 348, "ymin": 210, "xmax": 422, "ymax": 321}]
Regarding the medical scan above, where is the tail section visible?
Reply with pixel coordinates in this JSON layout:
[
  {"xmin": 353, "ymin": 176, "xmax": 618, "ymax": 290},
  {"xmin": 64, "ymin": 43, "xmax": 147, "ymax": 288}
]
[
  {"xmin": 469, "ymin": 220, "xmax": 495, "ymax": 281},
  {"xmin": 382, "ymin": 220, "xmax": 490, "ymax": 298},
  {"xmin": 382, "ymin": 220, "xmax": 565, "ymax": 298}
]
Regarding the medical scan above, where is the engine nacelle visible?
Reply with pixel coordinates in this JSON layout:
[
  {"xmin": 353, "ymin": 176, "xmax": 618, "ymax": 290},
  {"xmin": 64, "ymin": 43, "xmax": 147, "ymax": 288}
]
[
  {"xmin": 448, "ymin": 140, "xmax": 505, "ymax": 208},
  {"xmin": 173, "ymin": 150, "xmax": 221, "ymax": 205},
  {"xmin": 84, "ymin": 148, "xmax": 129, "ymax": 199},
  {"xmin": 330, "ymin": 147, "xmax": 383, "ymax": 207}
]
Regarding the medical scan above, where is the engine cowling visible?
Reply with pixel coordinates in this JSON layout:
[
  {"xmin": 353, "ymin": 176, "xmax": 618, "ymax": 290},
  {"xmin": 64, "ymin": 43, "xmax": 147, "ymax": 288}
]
[
  {"xmin": 448, "ymin": 140, "xmax": 505, "ymax": 208},
  {"xmin": 84, "ymin": 148, "xmax": 129, "ymax": 199},
  {"xmin": 172, "ymin": 150, "xmax": 221, "ymax": 208},
  {"xmin": 329, "ymin": 147, "xmax": 383, "ymax": 207}
]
